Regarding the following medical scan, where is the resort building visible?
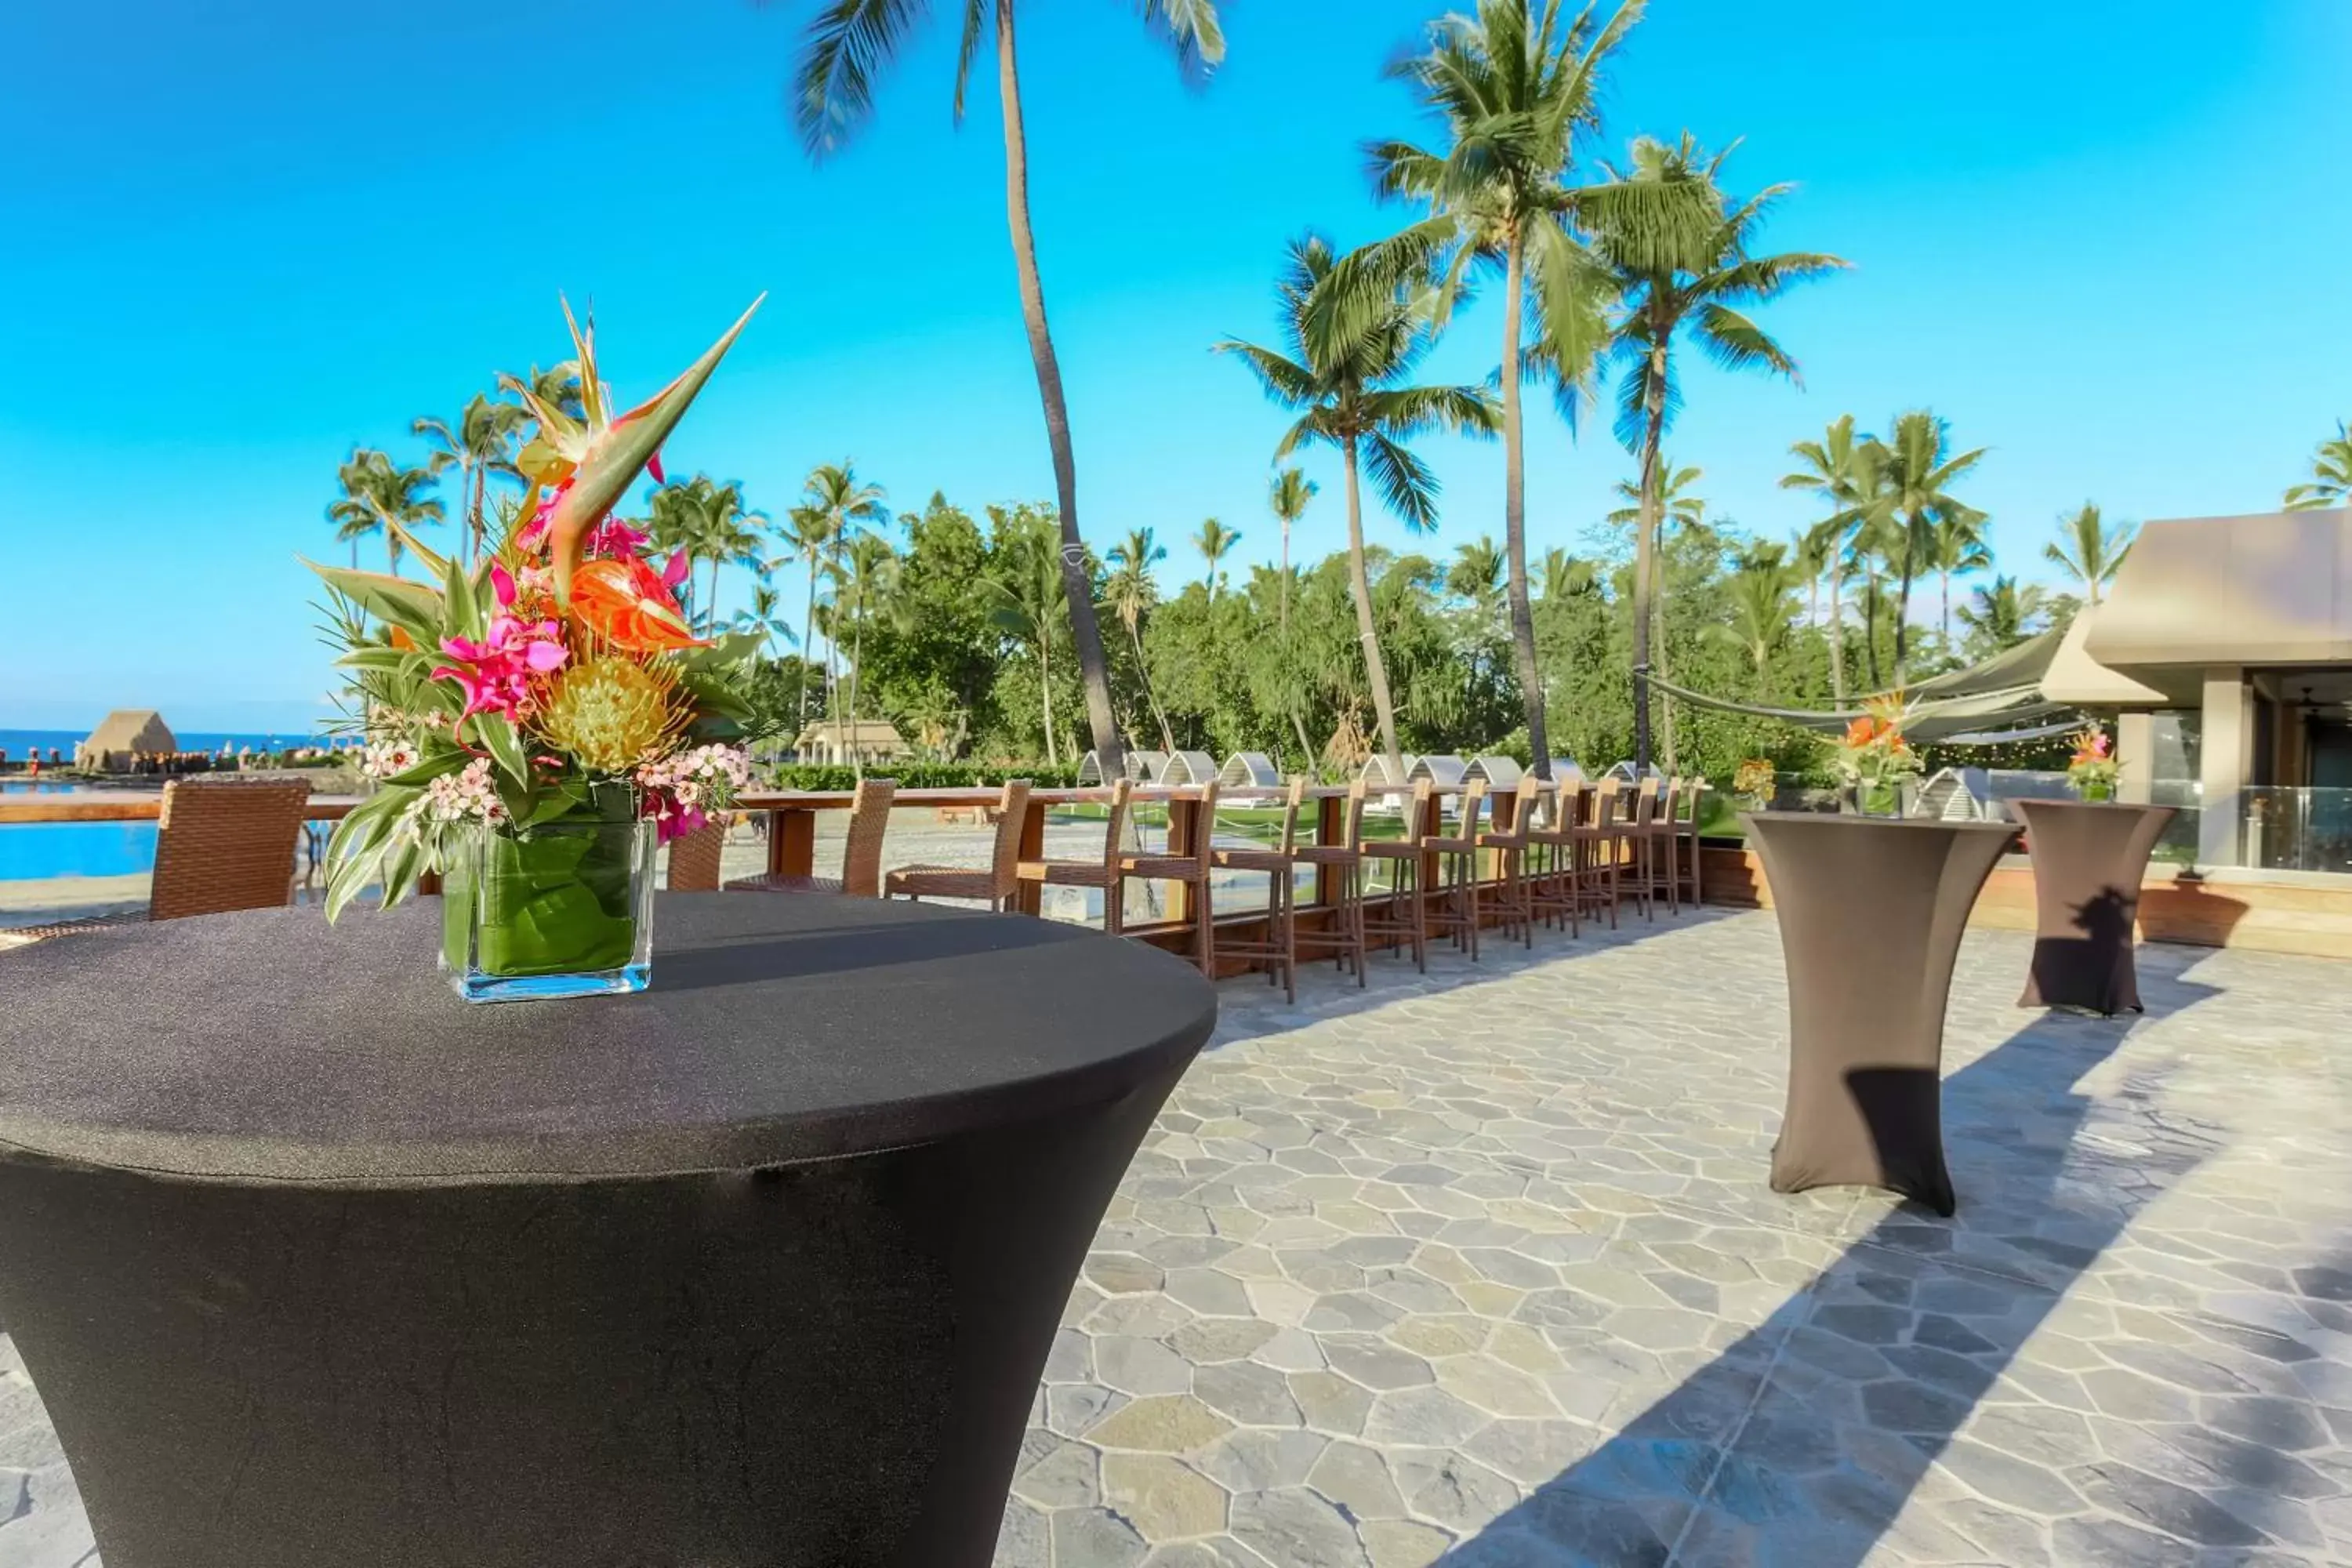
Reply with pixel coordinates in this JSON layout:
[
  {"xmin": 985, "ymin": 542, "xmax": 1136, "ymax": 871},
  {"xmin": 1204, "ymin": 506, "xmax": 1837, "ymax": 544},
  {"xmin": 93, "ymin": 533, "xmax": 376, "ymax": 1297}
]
[
  {"xmin": 789, "ymin": 718, "xmax": 909, "ymax": 767},
  {"xmin": 2044, "ymin": 507, "xmax": 2352, "ymax": 874}
]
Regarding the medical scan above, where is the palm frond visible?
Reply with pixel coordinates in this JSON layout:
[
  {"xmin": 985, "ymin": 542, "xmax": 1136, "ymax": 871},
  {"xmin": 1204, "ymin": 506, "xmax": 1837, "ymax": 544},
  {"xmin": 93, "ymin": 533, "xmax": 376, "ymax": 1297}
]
[
  {"xmin": 1692, "ymin": 303, "xmax": 1798, "ymax": 382},
  {"xmin": 1138, "ymin": 0, "xmax": 1226, "ymax": 82},
  {"xmin": 951, "ymin": 0, "xmax": 989, "ymax": 122},
  {"xmin": 794, "ymin": 0, "xmax": 927, "ymax": 159},
  {"xmin": 1213, "ymin": 339, "xmax": 1318, "ymax": 407},
  {"xmin": 1363, "ymin": 432, "xmax": 1442, "ymax": 533}
]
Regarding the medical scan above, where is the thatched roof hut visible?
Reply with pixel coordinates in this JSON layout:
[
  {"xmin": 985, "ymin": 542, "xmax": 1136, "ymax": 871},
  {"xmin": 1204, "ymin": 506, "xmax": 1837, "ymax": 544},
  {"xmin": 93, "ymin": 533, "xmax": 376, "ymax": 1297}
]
[{"xmin": 77, "ymin": 710, "xmax": 176, "ymax": 770}]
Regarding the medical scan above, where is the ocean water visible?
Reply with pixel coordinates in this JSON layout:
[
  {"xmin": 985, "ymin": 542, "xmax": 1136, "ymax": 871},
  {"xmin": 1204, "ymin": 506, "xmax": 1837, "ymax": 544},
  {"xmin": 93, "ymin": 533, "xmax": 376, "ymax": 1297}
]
[{"xmin": 0, "ymin": 728, "xmax": 336, "ymax": 760}]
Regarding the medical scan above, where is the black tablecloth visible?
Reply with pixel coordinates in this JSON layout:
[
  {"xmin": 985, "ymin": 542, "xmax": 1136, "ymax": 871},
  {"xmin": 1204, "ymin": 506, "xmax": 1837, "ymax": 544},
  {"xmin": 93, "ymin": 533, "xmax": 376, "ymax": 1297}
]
[
  {"xmin": 1744, "ymin": 814, "xmax": 2017, "ymax": 1216},
  {"xmin": 2007, "ymin": 798, "xmax": 2177, "ymax": 1015},
  {"xmin": 0, "ymin": 895, "xmax": 1218, "ymax": 1568}
]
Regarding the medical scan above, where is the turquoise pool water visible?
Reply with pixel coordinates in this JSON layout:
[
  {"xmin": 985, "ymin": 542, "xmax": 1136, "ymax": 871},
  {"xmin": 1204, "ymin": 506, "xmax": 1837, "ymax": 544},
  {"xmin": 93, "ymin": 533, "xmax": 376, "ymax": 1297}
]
[{"xmin": 0, "ymin": 783, "xmax": 158, "ymax": 880}]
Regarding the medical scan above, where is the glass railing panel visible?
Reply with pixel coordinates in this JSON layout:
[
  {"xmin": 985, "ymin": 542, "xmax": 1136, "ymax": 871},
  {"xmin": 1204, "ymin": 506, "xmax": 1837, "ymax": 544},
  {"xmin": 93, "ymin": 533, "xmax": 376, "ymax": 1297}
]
[{"xmin": 2241, "ymin": 787, "xmax": 2352, "ymax": 876}]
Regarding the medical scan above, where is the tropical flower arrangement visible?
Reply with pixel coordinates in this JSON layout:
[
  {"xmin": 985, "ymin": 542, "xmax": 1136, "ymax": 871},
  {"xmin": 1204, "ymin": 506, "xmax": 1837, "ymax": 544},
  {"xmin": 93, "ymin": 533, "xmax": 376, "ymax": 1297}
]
[
  {"xmin": 1732, "ymin": 757, "xmax": 1777, "ymax": 807},
  {"xmin": 2067, "ymin": 724, "xmax": 2118, "ymax": 801},
  {"xmin": 1833, "ymin": 692, "xmax": 1925, "ymax": 815},
  {"xmin": 310, "ymin": 297, "xmax": 766, "ymax": 999}
]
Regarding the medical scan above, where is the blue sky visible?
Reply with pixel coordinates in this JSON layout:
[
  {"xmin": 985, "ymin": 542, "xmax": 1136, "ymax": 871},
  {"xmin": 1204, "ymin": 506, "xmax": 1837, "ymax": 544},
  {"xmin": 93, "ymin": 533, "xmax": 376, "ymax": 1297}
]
[{"xmin": 3, "ymin": 0, "xmax": 2347, "ymax": 731}]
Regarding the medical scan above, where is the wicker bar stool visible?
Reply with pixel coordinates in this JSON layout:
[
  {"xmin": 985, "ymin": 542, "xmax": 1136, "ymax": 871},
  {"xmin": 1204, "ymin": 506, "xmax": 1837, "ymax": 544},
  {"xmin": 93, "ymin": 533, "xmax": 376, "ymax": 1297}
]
[
  {"xmin": 887, "ymin": 780, "xmax": 1033, "ymax": 910},
  {"xmin": 1671, "ymin": 777, "xmax": 1707, "ymax": 909},
  {"xmin": 665, "ymin": 819, "xmax": 728, "ymax": 891},
  {"xmin": 1017, "ymin": 779, "xmax": 1133, "ymax": 932},
  {"xmin": 1477, "ymin": 774, "xmax": 1543, "ymax": 949},
  {"xmin": 1360, "ymin": 779, "xmax": 1435, "ymax": 971},
  {"xmin": 1525, "ymin": 773, "xmax": 1588, "ymax": 936},
  {"xmin": 1570, "ymin": 776, "xmax": 1628, "ymax": 930},
  {"xmin": 13, "ymin": 779, "xmax": 313, "ymax": 941},
  {"xmin": 1293, "ymin": 780, "xmax": 1370, "ymax": 987},
  {"xmin": 1628, "ymin": 776, "xmax": 1664, "ymax": 920},
  {"xmin": 1119, "ymin": 780, "xmax": 1221, "ymax": 978},
  {"xmin": 726, "ymin": 778, "xmax": 895, "ymax": 895},
  {"xmin": 1210, "ymin": 777, "xmax": 1306, "ymax": 1000},
  {"xmin": 1423, "ymin": 778, "xmax": 1490, "ymax": 960}
]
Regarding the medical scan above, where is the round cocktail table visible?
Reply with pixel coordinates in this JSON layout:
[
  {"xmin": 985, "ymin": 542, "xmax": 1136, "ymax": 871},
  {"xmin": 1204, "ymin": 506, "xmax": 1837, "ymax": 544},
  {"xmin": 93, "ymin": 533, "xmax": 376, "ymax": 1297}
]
[
  {"xmin": 1743, "ymin": 813, "xmax": 2018, "ymax": 1217},
  {"xmin": 0, "ymin": 895, "xmax": 1217, "ymax": 1568},
  {"xmin": 2005, "ymin": 797, "xmax": 2178, "ymax": 1016}
]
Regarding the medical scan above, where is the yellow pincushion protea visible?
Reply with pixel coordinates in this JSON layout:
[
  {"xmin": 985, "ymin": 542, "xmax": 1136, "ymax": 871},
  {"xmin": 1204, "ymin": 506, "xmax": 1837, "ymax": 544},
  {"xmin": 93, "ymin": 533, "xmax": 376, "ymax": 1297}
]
[{"xmin": 535, "ymin": 656, "xmax": 691, "ymax": 774}]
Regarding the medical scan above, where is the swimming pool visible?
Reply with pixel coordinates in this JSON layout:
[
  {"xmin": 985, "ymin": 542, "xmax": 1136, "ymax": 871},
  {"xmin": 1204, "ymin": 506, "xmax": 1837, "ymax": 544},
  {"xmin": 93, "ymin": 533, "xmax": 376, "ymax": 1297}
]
[{"xmin": 0, "ymin": 783, "xmax": 158, "ymax": 880}]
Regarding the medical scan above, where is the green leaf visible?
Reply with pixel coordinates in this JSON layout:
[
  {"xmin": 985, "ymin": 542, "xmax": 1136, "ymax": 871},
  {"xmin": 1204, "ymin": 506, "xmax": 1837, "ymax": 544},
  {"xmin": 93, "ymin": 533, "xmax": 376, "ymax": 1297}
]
[
  {"xmin": 472, "ymin": 713, "xmax": 530, "ymax": 787},
  {"xmin": 444, "ymin": 548, "xmax": 485, "ymax": 645},
  {"xmin": 303, "ymin": 560, "xmax": 447, "ymax": 647},
  {"xmin": 384, "ymin": 750, "xmax": 471, "ymax": 788},
  {"xmin": 336, "ymin": 646, "xmax": 423, "ymax": 674}
]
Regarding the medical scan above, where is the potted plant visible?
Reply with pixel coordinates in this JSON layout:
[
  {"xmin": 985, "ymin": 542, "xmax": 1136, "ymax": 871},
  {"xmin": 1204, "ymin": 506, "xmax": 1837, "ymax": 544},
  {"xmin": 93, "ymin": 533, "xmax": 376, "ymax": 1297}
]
[
  {"xmin": 1732, "ymin": 757, "xmax": 1777, "ymax": 811},
  {"xmin": 309, "ymin": 298, "xmax": 767, "ymax": 1001},
  {"xmin": 2067, "ymin": 725, "xmax": 2119, "ymax": 802},
  {"xmin": 1832, "ymin": 694, "xmax": 1925, "ymax": 818}
]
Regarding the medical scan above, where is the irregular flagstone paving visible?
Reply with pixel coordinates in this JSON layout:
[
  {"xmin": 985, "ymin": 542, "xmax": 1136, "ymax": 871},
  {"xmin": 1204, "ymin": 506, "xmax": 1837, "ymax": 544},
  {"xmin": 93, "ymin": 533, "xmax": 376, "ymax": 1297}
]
[
  {"xmin": 5, "ymin": 909, "xmax": 2350, "ymax": 1566},
  {"xmin": 1000, "ymin": 911, "xmax": 2352, "ymax": 1568}
]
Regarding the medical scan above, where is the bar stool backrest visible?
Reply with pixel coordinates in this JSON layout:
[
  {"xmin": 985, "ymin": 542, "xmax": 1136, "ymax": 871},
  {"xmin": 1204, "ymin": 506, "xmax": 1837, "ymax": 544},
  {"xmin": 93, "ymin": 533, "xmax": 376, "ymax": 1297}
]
[
  {"xmin": 1100, "ymin": 779, "xmax": 1136, "ymax": 869},
  {"xmin": 666, "ymin": 819, "xmax": 726, "ymax": 891},
  {"xmin": 1683, "ymin": 776, "xmax": 1708, "ymax": 826},
  {"xmin": 1634, "ymin": 776, "xmax": 1660, "ymax": 827},
  {"xmin": 1593, "ymin": 775, "xmax": 1624, "ymax": 827},
  {"xmin": 1402, "ymin": 777, "xmax": 1436, "ymax": 842},
  {"xmin": 148, "ymin": 778, "xmax": 311, "ymax": 920},
  {"xmin": 989, "ymin": 779, "xmax": 1034, "ymax": 900},
  {"xmin": 1508, "ymin": 774, "xmax": 1541, "ymax": 834},
  {"xmin": 1448, "ymin": 778, "xmax": 1488, "ymax": 841},
  {"xmin": 1335, "ymin": 779, "xmax": 1368, "ymax": 852},
  {"xmin": 1275, "ymin": 775, "xmax": 1308, "ymax": 854},
  {"xmin": 1552, "ymin": 773, "xmax": 1588, "ymax": 831},
  {"xmin": 1186, "ymin": 780, "xmax": 1223, "ymax": 869},
  {"xmin": 840, "ymin": 777, "xmax": 898, "ymax": 897}
]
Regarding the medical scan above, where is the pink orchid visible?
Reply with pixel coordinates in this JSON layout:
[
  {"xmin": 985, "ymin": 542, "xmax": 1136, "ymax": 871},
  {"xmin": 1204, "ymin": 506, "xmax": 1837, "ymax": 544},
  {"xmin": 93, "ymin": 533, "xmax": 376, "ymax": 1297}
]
[
  {"xmin": 432, "ymin": 615, "xmax": 569, "ymax": 726},
  {"xmin": 662, "ymin": 550, "xmax": 690, "ymax": 589},
  {"xmin": 584, "ymin": 516, "xmax": 651, "ymax": 559},
  {"xmin": 641, "ymin": 792, "xmax": 707, "ymax": 844}
]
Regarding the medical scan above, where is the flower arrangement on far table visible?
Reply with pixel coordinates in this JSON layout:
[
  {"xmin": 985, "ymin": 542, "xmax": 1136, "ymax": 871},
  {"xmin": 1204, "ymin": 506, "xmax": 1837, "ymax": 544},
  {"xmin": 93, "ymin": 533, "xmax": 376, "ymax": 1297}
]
[
  {"xmin": 2067, "ymin": 724, "xmax": 2119, "ymax": 802},
  {"xmin": 1833, "ymin": 693, "xmax": 1925, "ymax": 817},
  {"xmin": 310, "ymin": 296, "xmax": 767, "ymax": 1001},
  {"xmin": 1732, "ymin": 757, "xmax": 1777, "ymax": 808}
]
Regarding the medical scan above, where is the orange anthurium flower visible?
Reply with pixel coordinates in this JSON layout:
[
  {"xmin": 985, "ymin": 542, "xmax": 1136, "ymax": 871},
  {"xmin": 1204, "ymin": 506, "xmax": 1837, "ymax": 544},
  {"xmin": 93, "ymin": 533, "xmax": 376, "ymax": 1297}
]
[
  {"xmin": 569, "ymin": 556, "xmax": 708, "ymax": 653},
  {"xmin": 1844, "ymin": 717, "xmax": 1878, "ymax": 749},
  {"xmin": 388, "ymin": 626, "xmax": 416, "ymax": 652}
]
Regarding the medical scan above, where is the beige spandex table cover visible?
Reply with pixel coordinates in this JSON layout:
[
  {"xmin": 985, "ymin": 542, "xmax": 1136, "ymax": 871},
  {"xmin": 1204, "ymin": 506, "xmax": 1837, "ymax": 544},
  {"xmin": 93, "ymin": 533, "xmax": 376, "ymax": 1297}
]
[
  {"xmin": 1744, "ymin": 813, "xmax": 2018, "ymax": 1217},
  {"xmin": 2006, "ymin": 798, "xmax": 2177, "ymax": 1016}
]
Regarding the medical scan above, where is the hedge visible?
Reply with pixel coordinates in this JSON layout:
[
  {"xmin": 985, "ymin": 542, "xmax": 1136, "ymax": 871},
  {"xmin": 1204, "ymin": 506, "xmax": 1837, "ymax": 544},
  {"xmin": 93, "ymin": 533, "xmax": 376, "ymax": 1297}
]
[{"xmin": 761, "ymin": 761, "xmax": 1084, "ymax": 792}]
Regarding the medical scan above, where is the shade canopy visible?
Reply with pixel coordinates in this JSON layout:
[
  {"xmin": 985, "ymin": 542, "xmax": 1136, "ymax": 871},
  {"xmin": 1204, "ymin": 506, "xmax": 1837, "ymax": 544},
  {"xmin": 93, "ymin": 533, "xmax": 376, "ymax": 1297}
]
[{"xmin": 2085, "ymin": 509, "xmax": 2352, "ymax": 667}]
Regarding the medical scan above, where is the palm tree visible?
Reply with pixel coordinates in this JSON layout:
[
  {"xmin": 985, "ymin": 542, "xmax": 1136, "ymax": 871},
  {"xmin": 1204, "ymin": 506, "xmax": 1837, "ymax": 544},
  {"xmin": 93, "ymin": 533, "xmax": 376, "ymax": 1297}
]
[
  {"xmin": 411, "ymin": 394, "xmax": 526, "ymax": 565},
  {"xmin": 2042, "ymin": 503, "xmax": 2135, "ymax": 608},
  {"xmin": 1858, "ymin": 410, "xmax": 1984, "ymax": 679},
  {"xmin": 786, "ymin": 0, "xmax": 1227, "ymax": 783},
  {"xmin": 771, "ymin": 463, "xmax": 888, "ymax": 726},
  {"xmin": 731, "ymin": 582, "xmax": 799, "ymax": 657},
  {"xmin": 1589, "ymin": 132, "xmax": 1846, "ymax": 766},
  {"xmin": 650, "ymin": 477, "xmax": 765, "ymax": 631},
  {"xmin": 1369, "ymin": 0, "xmax": 1640, "ymax": 782},
  {"xmin": 1929, "ymin": 505, "xmax": 1991, "ymax": 657},
  {"xmin": 829, "ymin": 532, "xmax": 900, "ymax": 773},
  {"xmin": 1105, "ymin": 528, "xmax": 1179, "ymax": 754},
  {"xmin": 1539, "ymin": 546, "xmax": 1595, "ymax": 601},
  {"xmin": 1447, "ymin": 536, "xmax": 1506, "ymax": 626},
  {"xmin": 1268, "ymin": 466, "xmax": 1317, "ymax": 632},
  {"xmin": 1605, "ymin": 460, "xmax": 1704, "ymax": 532},
  {"xmin": 2284, "ymin": 419, "xmax": 2352, "ymax": 511},
  {"xmin": 1217, "ymin": 234, "xmax": 1498, "ymax": 781},
  {"xmin": 1193, "ymin": 518, "xmax": 1240, "ymax": 601},
  {"xmin": 1710, "ymin": 553, "xmax": 1797, "ymax": 679},
  {"xmin": 1778, "ymin": 414, "xmax": 1868, "ymax": 702},
  {"xmin": 328, "ymin": 448, "xmax": 447, "ymax": 576},
  {"xmin": 1955, "ymin": 575, "xmax": 2049, "ymax": 659},
  {"xmin": 980, "ymin": 524, "xmax": 1073, "ymax": 768}
]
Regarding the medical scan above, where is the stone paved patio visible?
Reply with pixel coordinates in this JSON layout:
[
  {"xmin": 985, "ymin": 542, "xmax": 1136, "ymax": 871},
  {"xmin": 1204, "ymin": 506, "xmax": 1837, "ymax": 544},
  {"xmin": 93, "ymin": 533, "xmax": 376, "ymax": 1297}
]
[{"xmin": 5, "ymin": 909, "xmax": 2350, "ymax": 1566}]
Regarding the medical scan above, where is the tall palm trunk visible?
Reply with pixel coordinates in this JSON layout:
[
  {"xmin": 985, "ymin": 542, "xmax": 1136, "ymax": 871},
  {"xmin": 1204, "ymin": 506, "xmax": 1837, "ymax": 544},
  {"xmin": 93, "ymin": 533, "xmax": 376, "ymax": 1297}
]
[
  {"xmin": 706, "ymin": 555, "xmax": 724, "ymax": 636},
  {"xmin": 798, "ymin": 547, "xmax": 821, "ymax": 732},
  {"xmin": 1939, "ymin": 568, "xmax": 1952, "ymax": 657},
  {"xmin": 1863, "ymin": 569, "xmax": 1883, "ymax": 690},
  {"xmin": 1037, "ymin": 632, "xmax": 1058, "ymax": 769},
  {"xmin": 1279, "ymin": 520, "xmax": 1290, "ymax": 633},
  {"xmin": 996, "ymin": 0, "xmax": 1120, "ymax": 779},
  {"xmin": 848, "ymin": 613, "xmax": 866, "ymax": 782},
  {"xmin": 1499, "ymin": 230, "xmax": 1551, "ymax": 779},
  {"xmin": 1893, "ymin": 517, "xmax": 1918, "ymax": 681},
  {"xmin": 1127, "ymin": 616, "xmax": 1178, "ymax": 755},
  {"xmin": 1825, "ymin": 557, "xmax": 1847, "ymax": 704},
  {"xmin": 1632, "ymin": 335, "xmax": 1669, "ymax": 771},
  {"xmin": 1343, "ymin": 437, "xmax": 1406, "ymax": 780}
]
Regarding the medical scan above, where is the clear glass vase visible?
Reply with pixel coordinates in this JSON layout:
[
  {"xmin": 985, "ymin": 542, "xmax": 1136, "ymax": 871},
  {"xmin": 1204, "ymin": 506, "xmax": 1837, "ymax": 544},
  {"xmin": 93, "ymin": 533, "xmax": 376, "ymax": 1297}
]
[
  {"xmin": 439, "ymin": 803, "xmax": 656, "ymax": 1004},
  {"xmin": 1849, "ymin": 781, "xmax": 1904, "ymax": 818}
]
